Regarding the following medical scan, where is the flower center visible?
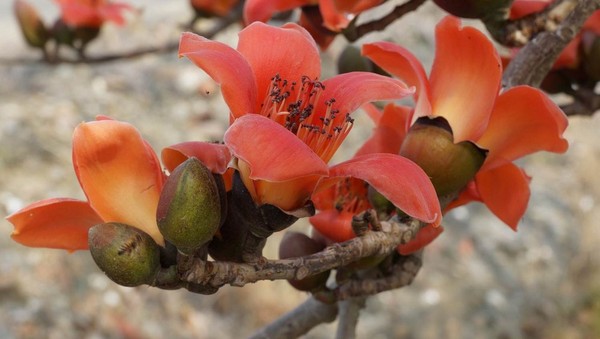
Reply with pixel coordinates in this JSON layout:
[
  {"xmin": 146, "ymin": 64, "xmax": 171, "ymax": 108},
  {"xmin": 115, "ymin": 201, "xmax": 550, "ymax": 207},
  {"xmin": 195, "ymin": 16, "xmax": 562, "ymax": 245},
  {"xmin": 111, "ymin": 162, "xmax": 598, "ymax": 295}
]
[
  {"xmin": 259, "ymin": 74, "xmax": 354, "ymax": 163},
  {"xmin": 333, "ymin": 178, "xmax": 370, "ymax": 215}
]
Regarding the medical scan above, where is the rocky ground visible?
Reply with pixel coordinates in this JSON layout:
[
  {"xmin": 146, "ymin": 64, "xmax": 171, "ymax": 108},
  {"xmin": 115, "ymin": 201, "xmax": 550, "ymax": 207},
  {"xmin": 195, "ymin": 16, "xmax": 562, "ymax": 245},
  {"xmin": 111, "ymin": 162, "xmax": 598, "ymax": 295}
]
[{"xmin": 1, "ymin": 1, "xmax": 599, "ymax": 338}]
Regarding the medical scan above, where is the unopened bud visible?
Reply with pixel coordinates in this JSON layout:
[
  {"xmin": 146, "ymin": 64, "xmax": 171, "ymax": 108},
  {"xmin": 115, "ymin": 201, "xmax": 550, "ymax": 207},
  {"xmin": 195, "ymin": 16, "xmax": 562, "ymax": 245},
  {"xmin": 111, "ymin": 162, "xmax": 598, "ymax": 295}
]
[
  {"xmin": 400, "ymin": 117, "xmax": 487, "ymax": 197},
  {"xmin": 157, "ymin": 157, "xmax": 222, "ymax": 254},
  {"xmin": 367, "ymin": 186, "xmax": 395, "ymax": 218},
  {"xmin": 14, "ymin": 0, "xmax": 49, "ymax": 48},
  {"xmin": 89, "ymin": 222, "xmax": 161, "ymax": 287},
  {"xmin": 279, "ymin": 232, "xmax": 329, "ymax": 292}
]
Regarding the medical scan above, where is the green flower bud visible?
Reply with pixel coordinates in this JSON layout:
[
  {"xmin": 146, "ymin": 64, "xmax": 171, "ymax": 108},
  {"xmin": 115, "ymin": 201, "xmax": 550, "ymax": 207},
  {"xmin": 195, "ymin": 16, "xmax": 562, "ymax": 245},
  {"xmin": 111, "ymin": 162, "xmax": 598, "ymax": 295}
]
[
  {"xmin": 14, "ymin": 0, "xmax": 49, "ymax": 48},
  {"xmin": 157, "ymin": 157, "xmax": 222, "ymax": 254},
  {"xmin": 338, "ymin": 45, "xmax": 373, "ymax": 74},
  {"xmin": 279, "ymin": 232, "xmax": 329, "ymax": 292},
  {"xmin": 89, "ymin": 222, "xmax": 161, "ymax": 287},
  {"xmin": 367, "ymin": 186, "xmax": 395, "ymax": 218},
  {"xmin": 400, "ymin": 117, "xmax": 487, "ymax": 197}
]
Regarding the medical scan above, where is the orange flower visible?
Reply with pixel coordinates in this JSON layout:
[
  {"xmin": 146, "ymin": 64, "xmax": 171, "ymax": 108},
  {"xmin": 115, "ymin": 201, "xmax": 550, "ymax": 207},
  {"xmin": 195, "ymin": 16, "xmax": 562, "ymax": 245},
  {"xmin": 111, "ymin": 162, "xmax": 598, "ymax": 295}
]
[
  {"xmin": 7, "ymin": 117, "xmax": 166, "ymax": 251},
  {"xmin": 178, "ymin": 22, "xmax": 441, "ymax": 226},
  {"xmin": 362, "ymin": 16, "xmax": 569, "ymax": 229},
  {"xmin": 243, "ymin": 0, "xmax": 384, "ymax": 31},
  {"xmin": 55, "ymin": 0, "xmax": 132, "ymax": 28}
]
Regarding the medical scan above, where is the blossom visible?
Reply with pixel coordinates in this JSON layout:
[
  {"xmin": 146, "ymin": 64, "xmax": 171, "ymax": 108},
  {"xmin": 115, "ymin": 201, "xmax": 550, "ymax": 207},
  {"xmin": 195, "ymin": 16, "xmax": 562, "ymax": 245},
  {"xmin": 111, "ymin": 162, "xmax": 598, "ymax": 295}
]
[
  {"xmin": 362, "ymin": 16, "xmax": 568, "ymax": 229},
  {"xmin": 177, "ymin": 22, "xmax": 441, "ymax": 225},
  {"xmin": 55, "ymin": 0, "xmax": 132, "ymax": 28},
  {"xmin": 7, "ymin": 117, "xmax": 166, "ymax": 251},
  {"xmin": 244, "ymin": 0, "xmax": 384, "ymax": 32}
]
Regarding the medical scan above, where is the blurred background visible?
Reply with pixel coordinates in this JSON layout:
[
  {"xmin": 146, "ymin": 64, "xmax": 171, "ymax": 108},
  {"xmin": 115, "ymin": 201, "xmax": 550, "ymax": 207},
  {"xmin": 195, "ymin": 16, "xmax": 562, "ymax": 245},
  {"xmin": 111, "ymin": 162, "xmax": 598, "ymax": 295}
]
[{"xmin": 1, "ymin": 1, "xmax": 599, "ymax": 338}]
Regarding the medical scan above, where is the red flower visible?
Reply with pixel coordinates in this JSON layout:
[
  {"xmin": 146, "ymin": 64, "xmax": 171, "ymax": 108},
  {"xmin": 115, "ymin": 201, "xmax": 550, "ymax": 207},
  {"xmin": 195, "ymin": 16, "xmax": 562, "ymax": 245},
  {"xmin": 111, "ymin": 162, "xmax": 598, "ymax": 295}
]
[
  {"xmin": 55, "ymin": 0, "xmax": 132, "ymax": 28},
  {"xmin": 7, "ymin": 117, "xmax": 166, "ymax": 251},
  {"xmin": 362, "ymin": 16, "xmax": 569, "ymax": 229},
  {"xmin": 243, "ymin": 0, "xmax": 384, "ymax": 31},
  {"xmin": 177, "ymin": 22, "xmax": 441, "ymax": 226}
]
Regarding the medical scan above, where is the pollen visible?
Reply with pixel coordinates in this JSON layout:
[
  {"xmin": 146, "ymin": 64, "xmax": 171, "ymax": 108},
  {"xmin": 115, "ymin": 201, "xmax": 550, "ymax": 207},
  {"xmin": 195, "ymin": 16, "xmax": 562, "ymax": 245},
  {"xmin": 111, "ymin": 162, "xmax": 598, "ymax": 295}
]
[{"xmin": 260, "ymin": 74, "xmax": 354, "ymax": 163}]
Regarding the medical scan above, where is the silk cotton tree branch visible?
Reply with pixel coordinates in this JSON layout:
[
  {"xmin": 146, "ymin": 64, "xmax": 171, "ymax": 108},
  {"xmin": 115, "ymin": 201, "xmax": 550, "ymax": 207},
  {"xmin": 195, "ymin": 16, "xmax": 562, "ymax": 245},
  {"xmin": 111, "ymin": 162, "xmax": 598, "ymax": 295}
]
[{"xmin": 503, "ymin": 0, "xmax": 600, "ymax": 88}]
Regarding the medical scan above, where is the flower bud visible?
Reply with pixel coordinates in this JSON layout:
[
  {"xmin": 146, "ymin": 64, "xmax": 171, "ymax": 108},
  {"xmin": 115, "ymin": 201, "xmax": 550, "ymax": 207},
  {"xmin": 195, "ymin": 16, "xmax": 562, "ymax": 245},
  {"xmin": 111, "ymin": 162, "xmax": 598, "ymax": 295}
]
[
  {"xmin": 14, "ymin": 0, "xmax": 49, "ymax": 48},
  {"xmin": 367, "ymin": 185, "xmax": 395, "ymax": 218},
  {"xmin": 433, "ymin": 0, "xmax": 512, "ymax": 20},
  {"xmin": 157, "ymin": 157, "xmax": 222, "ymax": 254},
  {"xmin": 400, "ymin": 117, "xmax": 487, "ymax": 197},
  {"xmin": 279, "ymin": 232, "xmax": 329, "ymax": 292},
  {"xmin": 338, "ymin": 45, "xmax": 372, "ymax": 74},
  {"xmin": 88, "ymin": 222, "xmax": 161, "ymax": 287}
]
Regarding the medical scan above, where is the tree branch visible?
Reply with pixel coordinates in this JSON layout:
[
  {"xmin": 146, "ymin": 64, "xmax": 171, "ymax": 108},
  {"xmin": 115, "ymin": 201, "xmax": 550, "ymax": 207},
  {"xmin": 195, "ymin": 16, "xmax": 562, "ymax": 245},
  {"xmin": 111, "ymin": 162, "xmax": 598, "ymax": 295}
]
[
  {"xmin": 178, "ymin": 217, "xmax": 424, "ymax": 289},
  {"xmin": 502, "ymin": 0, "xmax": 600, "ymax": 88}
]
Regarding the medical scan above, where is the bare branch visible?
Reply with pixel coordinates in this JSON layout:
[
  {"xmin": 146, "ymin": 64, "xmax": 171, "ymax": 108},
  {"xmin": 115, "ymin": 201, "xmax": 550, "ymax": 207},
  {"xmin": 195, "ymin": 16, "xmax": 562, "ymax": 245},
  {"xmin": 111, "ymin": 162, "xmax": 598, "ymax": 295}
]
[
  {"xmin": 503, "ymin": 0, "xmax": 600, "ymax": 88},
  {"xmin": 335, "ymin": 298, "xmax": 367, "ymax": 339},
  {"xmin": 178, "ymin": 217, "xmax": 423, "ymax": 289},
  {"xmin": 249, "ymin": 297, "xmax": 338, "ymax": 339},
  {"xmin": 560, "ymin": 87, "xmax": 600, "ymax": 116}
]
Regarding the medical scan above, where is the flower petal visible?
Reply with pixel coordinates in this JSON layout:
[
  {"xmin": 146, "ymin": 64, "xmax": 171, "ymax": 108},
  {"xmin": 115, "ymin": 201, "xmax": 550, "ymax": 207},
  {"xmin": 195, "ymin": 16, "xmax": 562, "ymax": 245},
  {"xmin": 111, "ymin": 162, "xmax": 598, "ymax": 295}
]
[
  {"xmin": 309, "ymin": 209, "xmax": 356, "ymax": 242},
  {"xmin": 179, "ymin": 32, "xmax": 258, "ymax": 118},
  {"xmin": 7, "ymin": 198, "xmax": 103, "ymax": 251},
  {"xmin": 237, "ymin": 22, "xmax": 321, "ymax": 107},
  {"xmin": 328, "ymin": 153, "xmax": 442, "ymax": 226},
  {"xmin": 397, "ymin": 224, "xmax": 444, "ymax": 255},
  {"xmin": 224, "ymin": 114, "xmax": 329, "ymax": 181},
  {"xmin": 72, "ymin": 120, "xmax": 165, "ymax": 245},
  {"xmin": 428, "ymin": 16, "xmax": 502, "ymax": 142},
  {"xmin": 161, "ymin": 141, "xmax": 231, "ymax": 174},
  {"xmin": 477, "ymin": 86, "xmax": 568, "ymax": 171},
  {"xmin": 319, "ymin": 0, "xmax": 350, "ymax": 31},
  {"xmin": 476, "ymin": 162, "xmax": 531, "ymax": 230},
  {"xmin": 363, "ymin": 41, "xmax": 431, "ymax": 118},
  {"xmin": 355, "ymin": 104, "xmax": 412, "ymax": 156}
]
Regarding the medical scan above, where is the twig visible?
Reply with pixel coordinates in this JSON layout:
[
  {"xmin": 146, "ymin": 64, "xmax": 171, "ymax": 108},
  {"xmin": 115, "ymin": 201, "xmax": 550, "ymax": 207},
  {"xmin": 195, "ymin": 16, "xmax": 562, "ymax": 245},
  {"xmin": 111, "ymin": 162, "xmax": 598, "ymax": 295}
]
[
  {"xmin": 486, "ymin": 0, "xmax": 577, "ymax": 47},
  {"xmin": 502, "ymin": 0, "xmax": 600, "ymax": 88},
  {"xmin": 179, "ymin": 217, "xmax": 423, "ymax": 289},
  {"xmin": 335, "ymin": 298, "xmax": 366, "ymax": 339},
  {"xmin": 560, "ymin": 88, "xmax": 600, "ymax": 116},
  {"xmin": 343, "ymin": 0, "xmax": 427, "ymax": 42}
]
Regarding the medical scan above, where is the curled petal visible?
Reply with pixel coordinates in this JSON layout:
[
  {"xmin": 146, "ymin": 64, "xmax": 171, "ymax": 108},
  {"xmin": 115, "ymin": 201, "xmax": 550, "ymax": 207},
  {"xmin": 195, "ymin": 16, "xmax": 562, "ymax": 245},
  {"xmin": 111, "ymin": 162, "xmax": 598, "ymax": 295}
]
[
  {"xmin": 7, "ymin": 198, "xmax": 103, "ymax": 251},
  {"xmin": 73, "ymin": 120, "xmax": 165, "ymax": 245},
  {"xmin": 161, "ymin": 141, "xmax": 231, "ymax": 174},
  {"xmin": 362, "ymin": 41, "xmax": 431, "ymax": 118},
  {"xmin": 477, "ymin": 86, "xmax": 568, "ymax": 171},
  {"xmin": 319, "ymin": 0, "xmax": 350, "ymax": 31},
  {"xmin": 476, "ymin": 162, "xmax": 531, "ymax": 230},
  {"xmin": 179, "ymin": 32, "xmax": 257, "ymax": 118},
  {"xmin": 224, "ymin": 114, "xmax": 329, "ymax": 181},
  {"xmin": 328, "ymin": 153, "xmax": 442, "ymax": 226},
  {"xmin": 309, "ymin": 210, "xmax": 356, "ymax": 243},
  {"xmin": 397, "ymin": 224, "xmax": 444, "ymax": 255},
  {"xmin": 237, "ymin": 22, "xmax": 321, "ymax": 108},
  {"xmin": 356, "ymin": 104, "xmax": 412, "ymax": 156},
  {"xmin": 429, "ymin": 16, "xmax": 502, "ymax": 142}
]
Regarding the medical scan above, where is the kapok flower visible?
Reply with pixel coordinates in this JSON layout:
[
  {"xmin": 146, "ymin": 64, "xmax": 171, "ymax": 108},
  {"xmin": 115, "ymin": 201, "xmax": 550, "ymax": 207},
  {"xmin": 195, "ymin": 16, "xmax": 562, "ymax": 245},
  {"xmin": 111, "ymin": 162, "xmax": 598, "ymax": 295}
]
[
  {"xmin": 178, "ymin": 22, "xmax": 440, "ymax": 225},
  {"xmin": 244, "ymin": 0, "xmax": 384, "ymax": 32},
  {"xmin": 7, "ymin": 117, "xmax": 166, "ymax": 251},
  {"xmin": 56, "ymin": 0, "xmax": 132, "ymax": 28},
  {"xmin": 362, "ymin": 16, "xmax": 569, "ymax": 229},
  {"xmin": 310, "ymin": 167, "xmax": 444, "ymax": 255}
]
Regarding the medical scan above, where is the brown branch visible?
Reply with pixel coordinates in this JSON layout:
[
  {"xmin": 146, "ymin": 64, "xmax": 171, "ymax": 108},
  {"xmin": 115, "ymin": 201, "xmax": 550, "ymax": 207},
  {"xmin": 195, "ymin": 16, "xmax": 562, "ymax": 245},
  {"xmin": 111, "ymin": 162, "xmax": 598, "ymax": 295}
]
[
  {"xmin": 178, "ymin": 217, "xmax": 423, "ymax": 289},
  {"xmin": 486, "ymin": 0, "xmax": 577, "ymax": 47},
  {"xmin": 335, "ymin": 297, "xmax": 366, "ymax": 339},
  {"xmin": 343, "ymin": 0, "xmax": 427, "ymax": 42},
  {"xmin": 249, "ymin": 297, "xmax": 338, "ymax": 339},
  {"xmin": 502, "ymin": 0, "xmax": 600, "ymax": 88}
]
